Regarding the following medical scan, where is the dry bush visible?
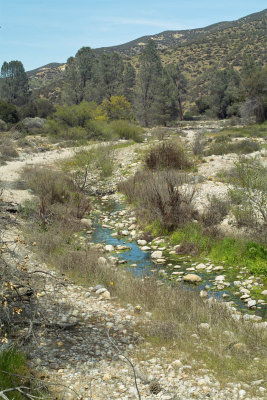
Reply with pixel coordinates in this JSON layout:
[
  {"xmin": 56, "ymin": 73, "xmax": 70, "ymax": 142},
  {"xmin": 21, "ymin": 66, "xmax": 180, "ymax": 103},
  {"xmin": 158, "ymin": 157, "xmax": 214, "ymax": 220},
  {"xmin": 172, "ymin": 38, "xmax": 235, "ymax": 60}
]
[
  {"xmin": 145, "ymin": 140, "xmax": 192, "ymax": 170},
  {"xmin": 192, "ymin": 132, "xmax": 206, "ymax": 156},
  {"xmin": 22, "ymin": 166, "xmax": 91, "ymax": 227},
  {"xmin": 201, "ymin": 195, "xmax": 230, "ymax": 227},
  {"xmin": 118, "ymin": 170, "xmax": 197, "ymax": 230},
  {"xmin": 175, "ymin": 241, "xmax": 200, "ymax": 256},
  {"xmin": 0, "ymin": 136, "xmax": 19, "ymax": 160}
]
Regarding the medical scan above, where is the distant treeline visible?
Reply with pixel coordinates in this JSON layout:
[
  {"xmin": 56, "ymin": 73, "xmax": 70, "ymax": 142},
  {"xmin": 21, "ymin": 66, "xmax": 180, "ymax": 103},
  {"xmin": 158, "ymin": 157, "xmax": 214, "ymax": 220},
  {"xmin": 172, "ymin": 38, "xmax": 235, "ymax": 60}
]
[{"xmin": 0, "ymin": 40, "xmax": 267, "ymax": 126}]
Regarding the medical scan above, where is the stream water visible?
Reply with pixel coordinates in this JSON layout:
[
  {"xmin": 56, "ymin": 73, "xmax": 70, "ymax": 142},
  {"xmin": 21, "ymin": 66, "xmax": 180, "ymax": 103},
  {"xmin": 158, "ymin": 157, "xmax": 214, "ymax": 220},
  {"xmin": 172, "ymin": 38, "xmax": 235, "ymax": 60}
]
[{"xmin": 90, "ymin": 200, "xmax": 266, "ymax": 320}]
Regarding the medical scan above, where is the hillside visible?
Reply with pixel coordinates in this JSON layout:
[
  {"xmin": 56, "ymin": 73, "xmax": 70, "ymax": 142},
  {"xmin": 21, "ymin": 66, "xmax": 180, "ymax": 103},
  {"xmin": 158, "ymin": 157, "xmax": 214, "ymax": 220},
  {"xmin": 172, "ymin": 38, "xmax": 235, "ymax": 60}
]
[{"xmin": 28, "ymin": 8, "xmax": 267, "ymax": 102}]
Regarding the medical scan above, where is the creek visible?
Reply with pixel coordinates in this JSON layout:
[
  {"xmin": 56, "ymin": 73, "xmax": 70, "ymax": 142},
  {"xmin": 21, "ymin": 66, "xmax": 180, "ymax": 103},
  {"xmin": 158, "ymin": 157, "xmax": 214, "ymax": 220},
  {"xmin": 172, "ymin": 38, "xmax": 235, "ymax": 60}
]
[{"xmin": 90, "ymin": 199, "xmax": 266, "ymax": 320}]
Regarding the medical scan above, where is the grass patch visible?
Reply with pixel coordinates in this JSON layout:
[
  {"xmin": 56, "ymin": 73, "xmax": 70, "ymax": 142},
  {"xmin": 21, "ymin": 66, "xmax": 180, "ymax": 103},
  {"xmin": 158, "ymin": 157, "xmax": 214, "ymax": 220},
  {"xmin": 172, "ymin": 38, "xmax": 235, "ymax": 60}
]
[
  {"xmin": 170, "ymin": 224, "xmax": 267, "ymax": 276},
  {"xmin": 0, "ymin": 348, "xmax": 28, "ymax": 399},
  {"xmin": 208, "ymin": 122, "xmax": 267, "ymax": 139},
  {"xmin": 205, "ymin": 139, "xmax": 260, "ymax": 156}
]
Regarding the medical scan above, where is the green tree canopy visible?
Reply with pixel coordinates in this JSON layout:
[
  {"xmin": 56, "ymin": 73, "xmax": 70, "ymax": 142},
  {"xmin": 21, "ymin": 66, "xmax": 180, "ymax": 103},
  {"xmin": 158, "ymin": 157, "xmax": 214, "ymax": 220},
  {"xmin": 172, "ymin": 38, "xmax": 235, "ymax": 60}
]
[{"xmin": 0, "ymin": 61, "xmax": 29, "ymax": 106}]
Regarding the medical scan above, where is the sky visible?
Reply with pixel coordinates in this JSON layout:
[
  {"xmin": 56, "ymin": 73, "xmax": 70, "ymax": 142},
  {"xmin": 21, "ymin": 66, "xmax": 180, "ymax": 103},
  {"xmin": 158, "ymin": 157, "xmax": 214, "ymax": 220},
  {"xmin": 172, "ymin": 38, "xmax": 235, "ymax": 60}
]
[{"xmin": 0, "ymin": 0, "xmax": 266, "ymax": 71}]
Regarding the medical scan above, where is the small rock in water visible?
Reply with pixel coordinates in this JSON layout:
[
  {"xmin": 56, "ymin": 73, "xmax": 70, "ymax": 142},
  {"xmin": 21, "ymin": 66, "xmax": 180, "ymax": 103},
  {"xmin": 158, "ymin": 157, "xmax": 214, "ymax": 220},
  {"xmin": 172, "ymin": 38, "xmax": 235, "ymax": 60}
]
[
  {"xmin": 137, "ymin": 239, "xmax": 147, "ymax": 246},
  {"xmin": 105, "ymin": 244, "xmax": 114, "ymax": 252},
  {"xmin": 183, "ymin": 274, "xmax": 202, "ymax": 283}
]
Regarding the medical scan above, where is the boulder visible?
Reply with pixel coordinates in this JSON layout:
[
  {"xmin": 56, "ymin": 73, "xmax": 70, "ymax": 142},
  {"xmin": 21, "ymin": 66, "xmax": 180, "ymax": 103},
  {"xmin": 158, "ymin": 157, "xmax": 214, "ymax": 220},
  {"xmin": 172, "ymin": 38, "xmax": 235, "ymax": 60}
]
[
  {"xmin": 183, "ymin": 274, "xmax": 202, "ymax": 283},
  {"xmin": 151, "ymin": 251, "xmax": 163, "ymax": 259}
]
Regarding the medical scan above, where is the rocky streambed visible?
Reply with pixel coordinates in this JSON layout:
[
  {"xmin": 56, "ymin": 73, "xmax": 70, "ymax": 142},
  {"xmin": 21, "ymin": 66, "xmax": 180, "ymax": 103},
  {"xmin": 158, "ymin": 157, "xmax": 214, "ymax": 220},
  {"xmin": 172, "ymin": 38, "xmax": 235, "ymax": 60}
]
[{"xmin": 85, "ymin": 195, "xmax": 267, "ymax": 323}]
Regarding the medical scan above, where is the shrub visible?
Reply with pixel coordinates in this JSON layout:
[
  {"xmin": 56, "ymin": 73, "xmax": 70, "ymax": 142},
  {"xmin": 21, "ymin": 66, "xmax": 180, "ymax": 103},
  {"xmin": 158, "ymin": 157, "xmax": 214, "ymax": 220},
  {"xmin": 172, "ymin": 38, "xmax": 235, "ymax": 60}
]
[
  {"xmin": 118, "ymin": 170, "xmax": 197, "ymax": 230},
  {"xmin": 22, "ymin": 166, "xmax": 91, "ymax": 224},
  {"xmin": 227, "ymin": 157, "xmax": 267, "ymax": 240},
  {"xmin": 201, "ymin": 195, "xmax": 230, "ymax": 227},
  {"xmin": 0, "ymin": 119, "xmax": 8, "ymax": 132},
  {"xmin": 206, "ymin": 139, "xmax": 260, "ymax": 156},
  {"xmin": 192, "ymin": 132, "xmax": 206, "ymax": 156},
  {"xmin": 145, "ymin": 140, "xmax": 192, "ymax": 170},
  {"xmin": 108, "ymin": 120, "xmax": 143, "ymax": 142},
  {"xmin": 0, "ymin": 100, "xmax": 19, "ymax": 123},
  {"xmin": 22, "ymin": 117, "xmax": 46, "ymax": 130}
]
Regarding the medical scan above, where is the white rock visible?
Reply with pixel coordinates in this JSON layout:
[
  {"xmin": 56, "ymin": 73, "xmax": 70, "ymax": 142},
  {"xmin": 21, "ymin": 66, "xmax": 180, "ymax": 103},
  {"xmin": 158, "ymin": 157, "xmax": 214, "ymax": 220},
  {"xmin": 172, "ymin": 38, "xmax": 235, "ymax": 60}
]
[
  {"xmin": 105, "ymin": 244, "xmax": 114, "ymax": 252},
  {"xmin": 121, "ymin": 230, "xmax": 129, "ymax": 236},
  {"xmin": 80, "ymin": 218, "xmax": 92, "ymax": 227},
  {"xmin": 247, "ymin": 299, "xmax": 257, "ymax": 308},
  {"xmin": 261, "ymin": 290, "xmax": 267, "ymax": 296},
  {"xmin": 200, "ymin": 290, "xmax": 208, "ymax": 298},
  {"xmin": 215, "ymin": 275, "xmax": 225, "ymax": 281},
  {"xmin": 101, "ymin": 290, "xmax": 111, "ymax": 299},
  {"xmin": 183, "ymin": 274, "xmax": 202, "ymax": 283},
  {"xmin": 199, "ymin": 323, "xmax": 210, "ymax": 330},
  {"xmin": 95, "ymin": 288, "xmax": 108, "ymax": 295},
  {"xmin": 196, "ymin": 263, "xmax": 206, "ymax": 269},
  {"xmin": 137, "ymin": 239, "xmax": 147, "ymax": 246},
  {"xmin": 151, "ymin": 251, "xmax": 163, "ymax": 259},
  {"xmin": 141, "ymin": 246, "xmax": 151, "ymax": 251}
]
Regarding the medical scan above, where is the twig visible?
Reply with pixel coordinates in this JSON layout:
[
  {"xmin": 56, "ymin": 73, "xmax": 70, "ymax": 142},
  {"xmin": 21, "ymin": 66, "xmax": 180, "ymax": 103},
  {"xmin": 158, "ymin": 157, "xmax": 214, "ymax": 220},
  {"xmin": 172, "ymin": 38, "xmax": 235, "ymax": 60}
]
[
  {"xmin": 107, "ymin": 329, "xmax": 141, "ymax": 400},
  {"xmin": 0, "ymin": 370, "xmax": 81, "ymax": 399}
]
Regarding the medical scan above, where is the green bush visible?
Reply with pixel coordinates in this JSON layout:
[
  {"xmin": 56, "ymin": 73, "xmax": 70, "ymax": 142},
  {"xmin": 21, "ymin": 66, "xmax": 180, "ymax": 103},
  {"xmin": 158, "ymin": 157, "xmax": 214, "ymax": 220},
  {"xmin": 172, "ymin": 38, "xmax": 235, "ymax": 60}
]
[
  {"xmin": 108, "ymin": 120, "xmax": 143, "ymax": 142},
  {"xmin": 0, "ymin": 100, "xmax": 19, "ymax": 123}
]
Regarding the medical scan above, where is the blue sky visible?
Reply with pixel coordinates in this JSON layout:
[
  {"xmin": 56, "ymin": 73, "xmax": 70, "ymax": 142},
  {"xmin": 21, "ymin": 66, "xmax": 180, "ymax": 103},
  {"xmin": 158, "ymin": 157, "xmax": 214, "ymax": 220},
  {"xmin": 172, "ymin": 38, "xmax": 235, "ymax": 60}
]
[{"xmin": 0, "ymin": 0, "xmax": 266, "ymax": 71}]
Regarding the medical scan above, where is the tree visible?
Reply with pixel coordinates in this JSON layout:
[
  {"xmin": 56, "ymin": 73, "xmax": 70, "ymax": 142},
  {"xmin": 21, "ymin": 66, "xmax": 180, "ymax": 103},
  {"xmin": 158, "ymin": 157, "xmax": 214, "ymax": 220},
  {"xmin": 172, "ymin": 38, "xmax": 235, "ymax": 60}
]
[
  {"xmin": 134, "ymin": 40, "xmax": 163, "ymax": 126},
  {"xmin": 197, "ymin": 67, "xmax": 241, "ymax": 119},
  {"xmin": 62, "ymin": 47, "xmax": 95, "ymax": 105},
  {"xmin": 86, "ymin": 53, "xmax": 124, "ymax": 103},
  {"xmin": 165, "ymin": 63, "xmax": 187, "ymax": 120},
  {"xmin": 153, "ymin": 69, "xmax": 178, "ymax": 125},
  {"xmin": 123, "ymin": 62, "xmax": 136, "ymax": 102},
  {"xmin": 0, "ymin": 61, "xmax": 29, "ymax": 105},
  {"xmin": 241, "ymin": 65, "xmax": 267, "ymax": 123}
]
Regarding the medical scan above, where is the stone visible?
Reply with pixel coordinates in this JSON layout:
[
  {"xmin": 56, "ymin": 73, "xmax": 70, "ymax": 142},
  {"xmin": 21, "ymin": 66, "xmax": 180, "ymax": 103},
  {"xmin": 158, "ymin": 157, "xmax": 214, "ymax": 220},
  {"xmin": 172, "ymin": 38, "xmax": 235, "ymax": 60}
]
[
  {"xmin": 183, "ymin": 274, "xmax": 202, "ymax": 283},
  {"xmin": 172, "ymin": 359, "xmax": 182, "ymax": 368},
  {"xmin": 95, "ymin": 288, "xmax": 108, "ymax": 295},
  {"xmin": 137, "ymin": 239, "xmax": 147, "ymax": 246},
  {"xmin": 261, "ymin": 290, "xmax": 267, "ymax": 296},
  {"xmin": 80, "ymin": 218, "xmax": 92, "ymax": 227},
  {"xmin": 121, "ymin": 230, "xmax": 129, "ymax": 236},
  {"xmin": 213, "ymin": 266, "xmax": 224, "ymax": 271},
  {"xmin": 247, "ymin": 299, "xmax": 256, "ymax": 308},
  {"xmin": 200, "ymin": 290, "xmax": 208, "ymax": 298},
  {"xmin": 199, "ymin": 323, "xmax": 210, "ymax": 330},
  {"xmin": 141, "ymin": 246, "xmax": 151, "ymax": 251},
  {"xmin": 105, "ymin": 244, "xmax": 114, "ymax": 252},
  {"xmin": 98, "ymin": 257, "xmax": 108, "ymax": 266},
  {"xmin": 215, "ymin": 275, "xmax": 225, "ymax": 281},
  {"xmin": 100, "ymin": 290, "xmax": 111, "ymax": 299},
  {"xmin": 196, "ymin": 263, "xmax": 206, "ymax": 269},
  {"xmin": 151, "ymin": 250, "xmax": 163, "ymax": 259}
]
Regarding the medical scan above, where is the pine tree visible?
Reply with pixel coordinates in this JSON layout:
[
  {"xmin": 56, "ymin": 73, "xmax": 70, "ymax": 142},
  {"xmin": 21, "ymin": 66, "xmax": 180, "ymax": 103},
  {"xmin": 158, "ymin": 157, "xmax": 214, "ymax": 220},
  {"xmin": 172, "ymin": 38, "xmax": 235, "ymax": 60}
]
[
  {"xmin": 62, "ymin": 47, "xmax": 95, "ymax": 105},
  {"xmin": 123, "ymin": 62, "xmax": 136, "ymax": 102},
  {"xmin": 0, "ymin": 61, "xmax": 29, "ymax": 105},
  {"xmin": 134, "ymin": 40, "xmax": 163, "ymax": 126},
  {"xmin": 165, "ymin": 63, "xmax": 187, "ymax": 120}
]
